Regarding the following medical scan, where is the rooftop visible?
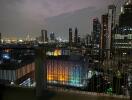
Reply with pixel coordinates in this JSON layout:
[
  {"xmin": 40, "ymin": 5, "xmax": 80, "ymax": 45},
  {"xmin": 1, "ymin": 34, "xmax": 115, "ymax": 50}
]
[{"xmin": 0, "ymin": 57, "xmax": 34, "ymax": 70}]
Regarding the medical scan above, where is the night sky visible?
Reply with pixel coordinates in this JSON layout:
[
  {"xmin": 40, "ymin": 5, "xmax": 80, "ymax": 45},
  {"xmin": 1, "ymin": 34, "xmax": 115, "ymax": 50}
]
[{"xmin": 0, "ymin": 0, "xmax": 124, "ymax": 39}]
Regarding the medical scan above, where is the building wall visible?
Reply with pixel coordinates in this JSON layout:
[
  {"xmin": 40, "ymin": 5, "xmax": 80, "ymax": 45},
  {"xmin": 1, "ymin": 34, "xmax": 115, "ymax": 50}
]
[
  {"xmin": 92, "ymin": 18, "xmax": 101, "ymax": 48},
  {"xmin": 100, "ymin": 14, "xmax": 108, "ymax": 49},
  {"xmin": 0, "ymin": 62, "xmax": 35, "ymax": 84},
  {"xmin": 16, "ymin": 62, "xmax": 35, "ymax": 79},
  {"xmin": 0, "ymin": 70, "xmax": 16, "ymax": 81}
]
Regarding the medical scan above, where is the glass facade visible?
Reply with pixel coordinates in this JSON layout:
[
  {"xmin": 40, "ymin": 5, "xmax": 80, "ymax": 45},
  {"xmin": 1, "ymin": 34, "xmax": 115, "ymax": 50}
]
[
  {"xmin": 113, "ymin": 26, "xmax": 132, "ymax": 49},
  {"xmin": 0, "ymin": 62, "xmax": 35, "ymax": 84}
]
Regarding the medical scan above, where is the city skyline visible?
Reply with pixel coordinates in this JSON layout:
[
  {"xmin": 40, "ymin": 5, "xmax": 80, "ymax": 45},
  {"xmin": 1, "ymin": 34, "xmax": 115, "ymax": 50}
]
[
  {"xmin": 0, "ymin": 0, "xmax": 132, "ymax": 99},
  {"xmin": 0, "ymin": 0, "xmax": 124, "ymax": 39}
]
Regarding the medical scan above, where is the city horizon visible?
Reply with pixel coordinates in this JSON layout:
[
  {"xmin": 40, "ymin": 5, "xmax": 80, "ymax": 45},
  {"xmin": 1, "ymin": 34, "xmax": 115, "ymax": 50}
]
[{"xmin": 0, "ymin": 0, "xmax": 125, "ymax": 39}]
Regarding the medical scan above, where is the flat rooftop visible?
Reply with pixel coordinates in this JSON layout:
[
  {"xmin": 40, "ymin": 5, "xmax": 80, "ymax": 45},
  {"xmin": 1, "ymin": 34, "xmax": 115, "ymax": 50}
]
[{"xmin": 0, "ymin": 59, "xmax": 34, "ymax": 70}]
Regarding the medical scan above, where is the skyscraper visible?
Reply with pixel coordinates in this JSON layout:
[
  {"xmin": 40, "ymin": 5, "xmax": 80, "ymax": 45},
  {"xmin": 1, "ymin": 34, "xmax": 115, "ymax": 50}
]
[
  {"xmin": 85, "ymin": 34, "xmax": 92, "ymax": 46},
  {"xmin": 50, "ymin": 32, "xmax": 55, "ymax": 41},
  {"xmin": 92, "ymin": 18, "xmax": 101, "ymax": 48},
  {"xmin": 74, "ymin": 27, "xmax": 78, "ymax": 45},
  {"xmin": 41, "ymin": 30, "xmax": 44, "ymax": 42},
  {"xmin": 107, "ymin": 5, "xmax": 116, "ymax": 59},
  {"xmin": 78, "ymin": 35, "xmax": 81, "ymax": 44},
  {"xmin": 69, "ymin": 28, "xmax": 73, "ymax": 46},
  {"xmin": 41, "ymin": 30, "xmax": 48, "ymax": 43},
  {"xmin": 112, "ymin": 0, "xmax": 132, "ymax": 55},
  {"xmin": 119, "ymin": 0, "xmax": 132, "ymax": 27},
  {"xmin": 100, "ymin": 5, "xmax": 116, "ymax": 51},
  {"xmin": 100, "ymin": 14, "xmax": 108, "ymax": 59}
]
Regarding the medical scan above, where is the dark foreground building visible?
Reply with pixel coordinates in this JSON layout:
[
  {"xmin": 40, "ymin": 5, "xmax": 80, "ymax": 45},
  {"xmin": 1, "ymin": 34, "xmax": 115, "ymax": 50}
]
[{"xmin": 0, "ymin": 47, "xmax": 35, "ymax": 86}]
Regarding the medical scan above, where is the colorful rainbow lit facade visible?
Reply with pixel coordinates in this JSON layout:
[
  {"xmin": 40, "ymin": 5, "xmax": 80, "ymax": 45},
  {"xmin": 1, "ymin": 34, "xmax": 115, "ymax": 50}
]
[{"xmin": 47, "ymin": 60, "xmax": 86, "ymax": 87}]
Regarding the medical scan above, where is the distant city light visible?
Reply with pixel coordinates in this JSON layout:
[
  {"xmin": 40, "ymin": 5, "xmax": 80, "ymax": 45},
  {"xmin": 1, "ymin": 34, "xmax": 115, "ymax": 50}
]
[
  {"xmin": 53, "ymin": 49, "xmax": 61, "ymax": 56},
  {"xmin": 121, "ymin": 6, "xmax": 124, "ymax": 13},
  {"xmin": 46, "ymin": 49, "xmax": 62, "ymax": 56},
  {"xmin": 123, "ymin": 52, "xmax": 127, "ymax": 55},
  {"xmin": 10, "ymin": 81, "xmax": 14, "ymax": 85},
  {"xmin": 18, "ymin": 39, "xmax": 23, "ymax": 42},
  {"xmin": 2, "ymin": 53, "xmax": 10, "ymax": 60}
]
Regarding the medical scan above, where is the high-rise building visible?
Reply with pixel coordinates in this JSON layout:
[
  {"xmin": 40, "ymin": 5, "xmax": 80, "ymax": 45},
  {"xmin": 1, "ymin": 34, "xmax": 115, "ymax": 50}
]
[
  {"xmin": 78, "ymin": 35, "xmax": 81, "ymax": 44},
  {"xmin": 69, "ymin": 28, "xmax": 73, "ymax": 46},
  {"xmin": 26, "ymin": 33, "xmax": 31, "ymax": 41},
  {"xmin": 41, "ymin": 30, "xmax": 44, "ymax": 42},
  {"xmin": 41, "ymin": 30, "xmax": 48, "ymax": 43},
  {"xmin": 113, "ymin": 0, "xmax": 132, "ymax": 55},
  {"xmin": 113, "ymin": 25, "xmax": 132, "ymax": 49},
  {"xmin": 100, "ymin": 14, "xmax": 108, "ymax": 59},
  {"xmin": 50, "ymin": 32, "xmax": 55, "ymax": 41},
  {"xmin": 85, "ymin": 34, "xmax": 92, "ymax": 46},
  {"xmin": 107, "ymin": 5, "xmax": 116, "ymax": 59},
  {"xmin": 0, "ymin": 49, "xmax": 35, "ymax": 85},
  {"xmin": 100, "ymin": 14, "xmax": 108, "ymax": 50},
  {"xmin": 100, "ymin": 5, "xmax": 116, "ymax": 51},
  {"xmin": 92, "ymin": 18, "xmax": 101, "ymax": 48},
  {"xmin": 119, "ymin": 0, "xmax": 132, "ymax": 27},
  {"xmin": 74, "ymin": 27, "xmax": 78, "ymax": 45},
  {"xmin": 100, "ymin": 5, "xmax": 116, "ymax": 59}
]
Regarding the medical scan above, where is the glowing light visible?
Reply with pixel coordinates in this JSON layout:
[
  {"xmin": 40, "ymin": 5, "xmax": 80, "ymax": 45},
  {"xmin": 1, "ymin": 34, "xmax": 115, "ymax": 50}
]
[
  {"xmin": 121, "ymin": 6, "xmax": 124, "ymax": 13},
  {"xmin": 46, "ymin": 51, "xmax": 52, "ymax": 56},
  {"xmin": 47, "ymin": 64, "xmax": 68, "ymax": 83},
  {"xmin": 106, "ymin": 87, "xmax": 113, "ymax": 94},
  {"xmin": 53, "ymin": 50, "xmax": 58, "ymax": 56},
  {"xmin": 67, "ymin": 65, "xmax": 83, "ymax": 87},
  {"xmin": 10, "ymin": 81, "xmax": 14, "ymax": 85},
  {"xmin": 46, "ymin": 49, "xmax": 62, "ymax": 56},
  {"xmin": 47, "ymin": 75, "xmax": 54, "ymax": 81},
  {"xmin": 57, "ymin": 50, "xmax": 61, "ymax": 56},
  {"xmin": 2, "ymin": 53, "xmax": 10, "ymax": 60},
  {"xmin": 59, "ymin": 75, "xmax": 68, "ymax": 81},
  {"xmin": 53, "ymin": 49, "xmax": 61, "ymax": 56},
  {"xmin": 18, "ymin": 39, "xmax": 23, "ymax": 42},
  {"xmin": 87, "ymin": 70, "xmax": 93, "ymax": 79},
  {"xmin": 47, "ymin": 61, "xmax": 85, "ymax": 87},
  {"xmin": 4, "ymin": 49, "xmax": 11, "ymax": 52}
]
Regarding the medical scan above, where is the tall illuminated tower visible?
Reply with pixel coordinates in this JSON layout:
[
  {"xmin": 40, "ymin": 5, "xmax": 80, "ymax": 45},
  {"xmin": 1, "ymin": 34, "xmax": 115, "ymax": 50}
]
[
  {"xmin": 119, "ymin": 0, "xmax": 132, "ymax": 27},
  {"xmin": 106, "ymin": 5, "xmax": 116, "ymax": 59},
  {"xmin": 100, "ymin": 14, "xmax": 108, "ymax": 59},
  {"xmin": 41, "ymin": 30, "xmax": 48, "ymax": 43},
  {"xmin": 50, "ymin": 32, "xmax": 55, "ymax": 41},
  {"xmin": 112, "ymin": 0, "xmax": 132, "ymax": 54},
  {"xmin": 69, "ymin": 28, "xmax": 73, "ymax": 46},
  {"xmin": 92, "ymin": 18, "xmax": 101, "ymax": 48},
  {"xmin": 74, "ymin": 27, "xmax": 78, "ymax": 45},
  {"xmin": 100, "ymin": 14, "xmax": 108, "ymax": 50}
]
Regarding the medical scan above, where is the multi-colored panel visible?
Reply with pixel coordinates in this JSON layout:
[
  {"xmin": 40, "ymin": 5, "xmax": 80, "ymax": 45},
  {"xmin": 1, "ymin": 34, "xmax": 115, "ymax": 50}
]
[{"xmin": 47, "ymin": 60, "xmax": 85, "ymax": 87}]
